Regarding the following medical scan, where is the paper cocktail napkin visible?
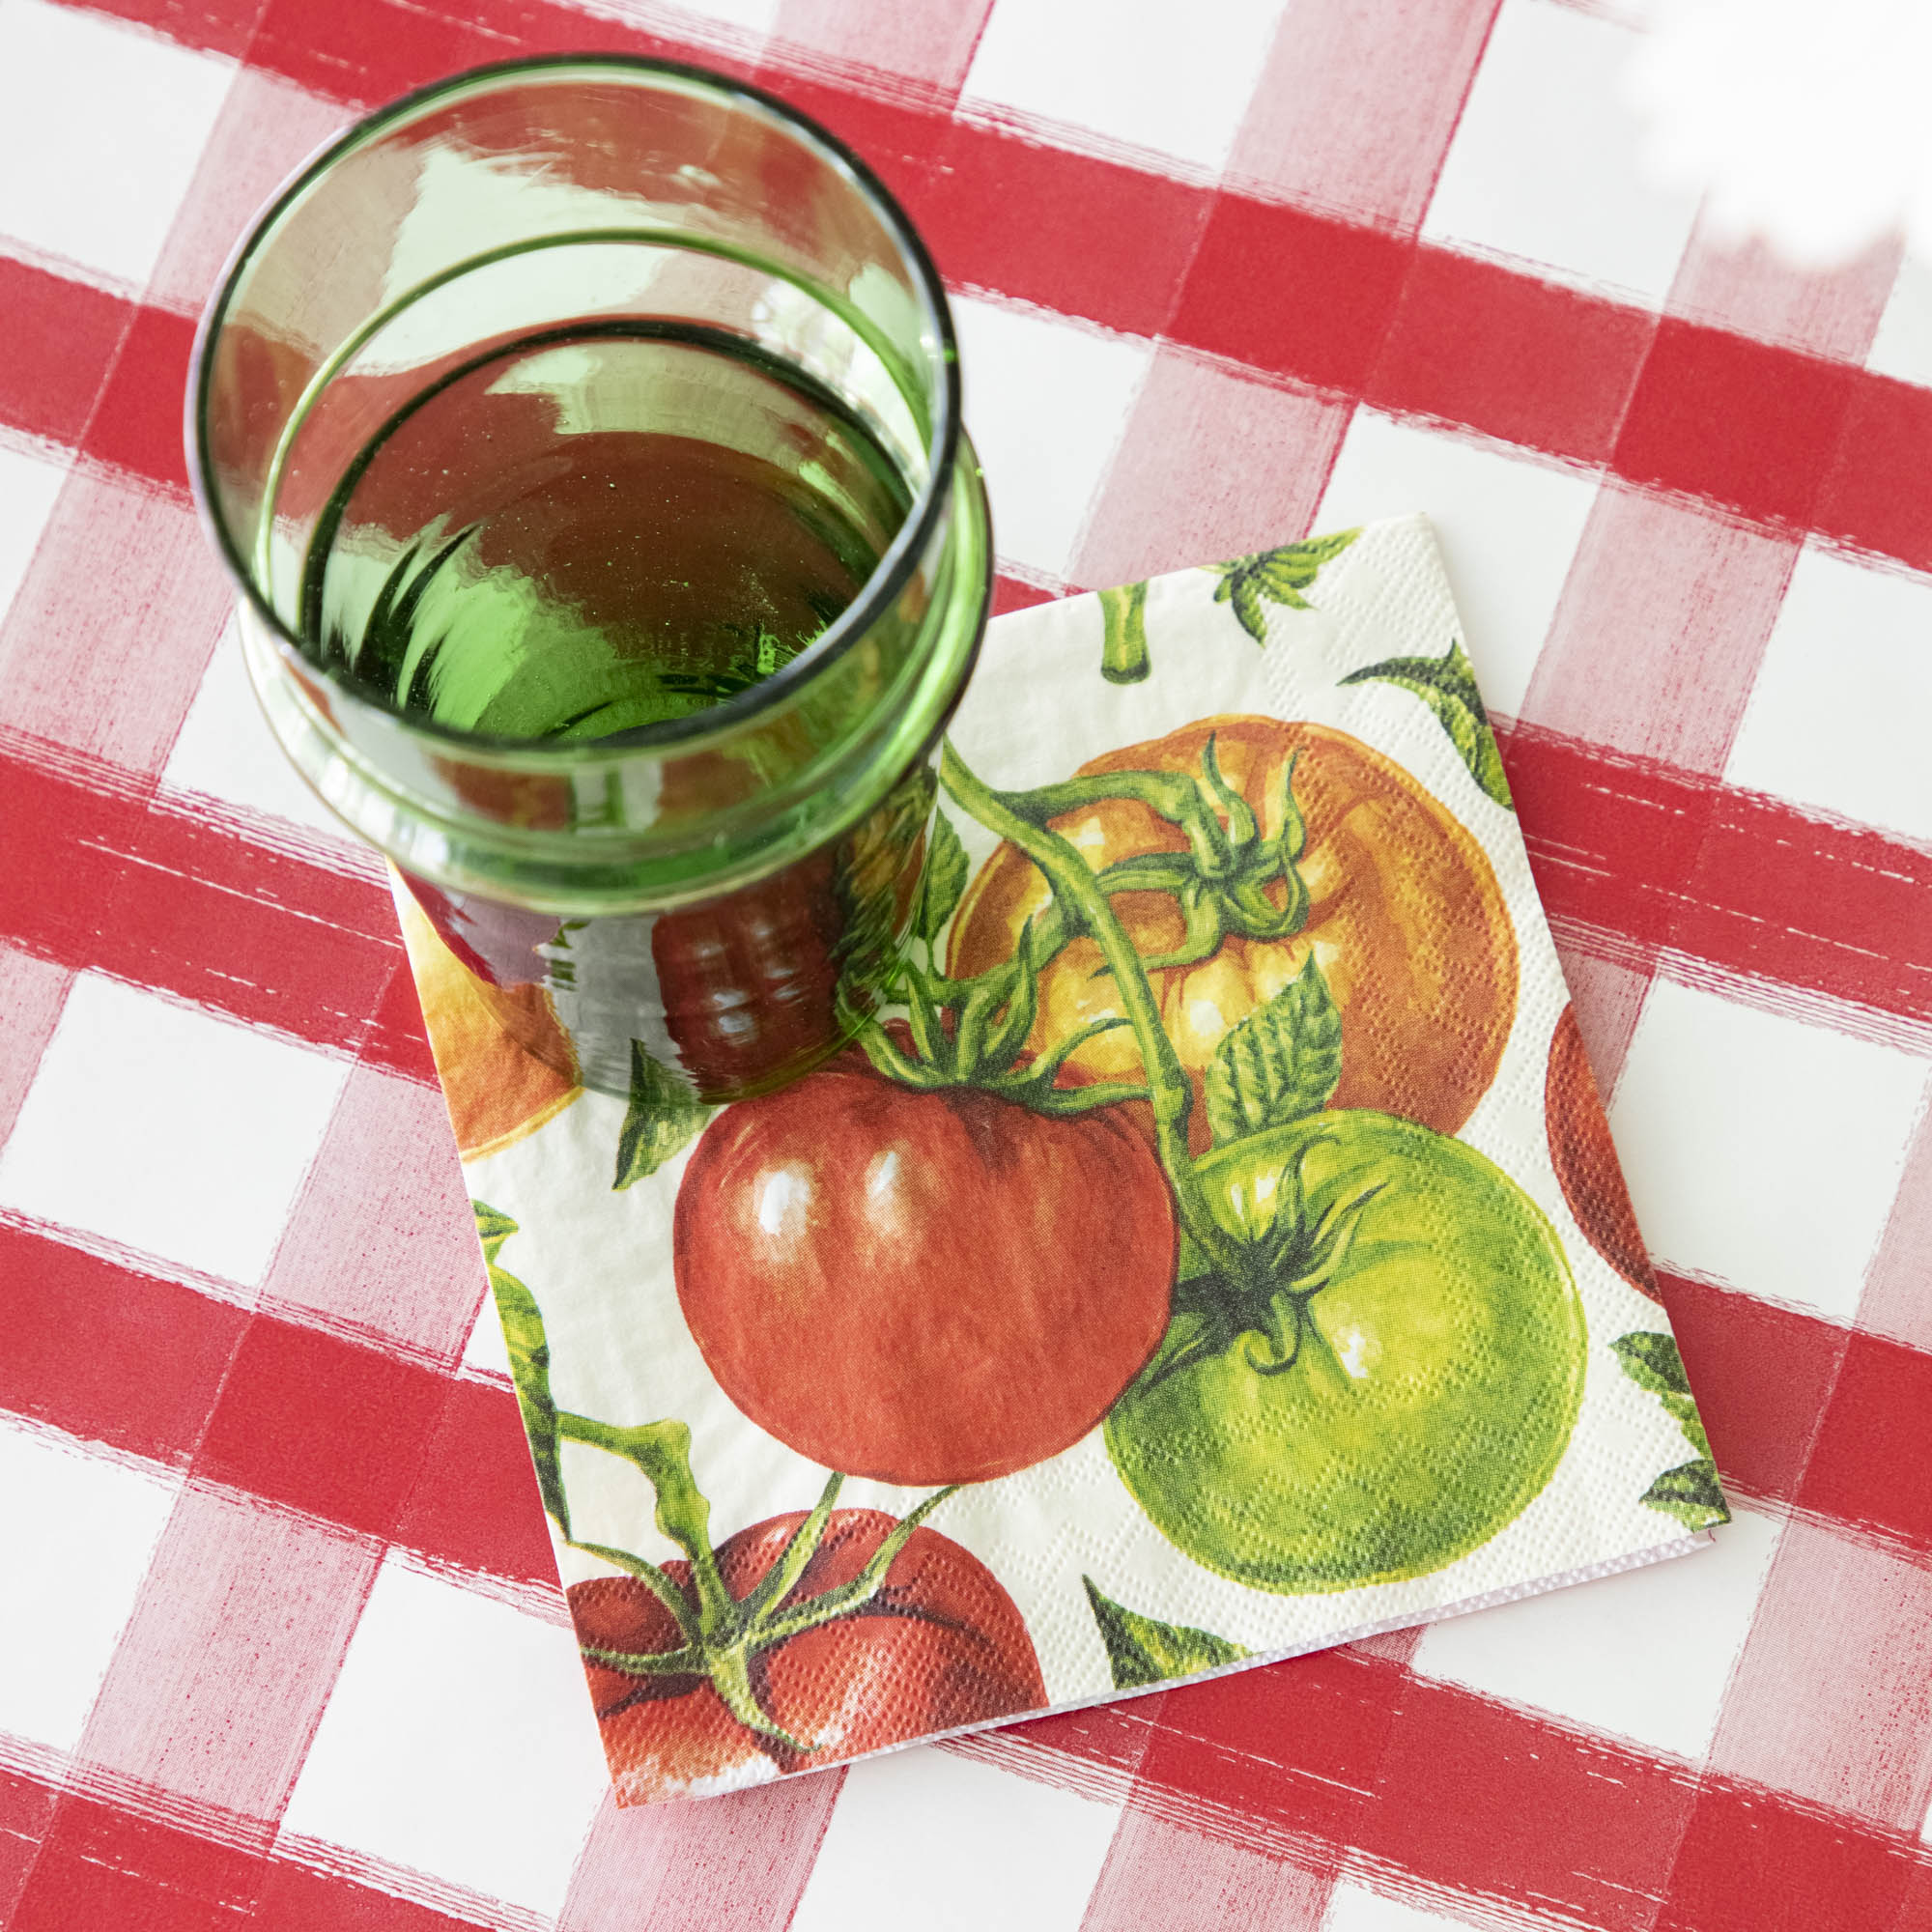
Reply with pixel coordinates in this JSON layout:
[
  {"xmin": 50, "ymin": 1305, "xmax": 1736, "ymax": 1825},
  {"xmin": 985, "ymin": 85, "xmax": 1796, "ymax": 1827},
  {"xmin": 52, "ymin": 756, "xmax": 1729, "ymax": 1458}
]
[{"xmin": 395, "ymin": 514, "xmax": 1727, "ymax": 1804}]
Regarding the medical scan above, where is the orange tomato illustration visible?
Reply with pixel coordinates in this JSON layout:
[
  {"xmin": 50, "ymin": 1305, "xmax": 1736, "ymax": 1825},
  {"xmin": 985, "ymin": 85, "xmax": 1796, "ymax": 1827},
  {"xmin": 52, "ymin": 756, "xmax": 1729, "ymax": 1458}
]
[
  {"xmin": 395, "ymin": 886, "xmax": 580, "ymax": 1160},
  {"xmin": 949, "ymin": 717, "xmax": 1517, "ymax": 1148}
]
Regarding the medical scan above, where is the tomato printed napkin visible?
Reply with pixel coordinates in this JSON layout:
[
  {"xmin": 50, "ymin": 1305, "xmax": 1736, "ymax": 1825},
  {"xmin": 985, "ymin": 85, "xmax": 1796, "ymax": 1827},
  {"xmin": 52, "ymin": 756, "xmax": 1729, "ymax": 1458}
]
[{"xmin": 395, "ymin": 513, "xmax": 1728, "ymax": 1805}]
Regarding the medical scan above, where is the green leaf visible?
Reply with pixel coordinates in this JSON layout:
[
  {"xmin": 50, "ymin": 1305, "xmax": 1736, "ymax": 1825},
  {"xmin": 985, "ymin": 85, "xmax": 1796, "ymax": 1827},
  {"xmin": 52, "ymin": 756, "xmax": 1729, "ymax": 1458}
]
[
  {"xmin": 1255, "ymin": 570, "xmax": 1311, "ymax": 611},
  {"xmin": 1615, "ymin": 1329, "xmax": 1719, "ymax": 1470},
  {"xmin": 1203, "ymin": 954, "xmax": 1342, "ymax": 1145},
  {"xmin": 1287, "ymin": 526, "xmax": 1362, "ymax": 570},
  {"xmin": 1229, "ymin": 573, "xmax": 1267, "ymax": 643},
  {"xmin": 1640, "ymin": 1459, "xmax": 1731, "ymax": 1532},
  {"xmin": 1084, "ymin": 1577, "xmax": 1247, "ymax": 1690},
  {"xmin": 1256, "ymin": 528, "xmax": 1359, "ymax": 601},
  {"xmin": 1661, "ymin": 1393, "xmax": 1709, "ymax": 1458},
  {"xmin": 916, "ymin": 810, "xmax": 970, "ymax": 943},
  {"xmin": 1209, "ymin": 529, "xmax": 1359, "ymax": 644},
  {"xmin": 612, "ymin": 1040, "xmax": 710, "ymax": 1190},
  {"xmin": 1611, "ymin": 1329, "xmax": 1692, "ymax": 1398},
  {"xmin": 472, "ymin": 1201, "xmax": 570, "ymax": 1537},
  {"xmin": 474, "ymin": 1202, "xmax": 518, "ymax": 1264},
  {"xmin": 1341, "ymin": 639, "xmax": 1514, "ymax": 810}
]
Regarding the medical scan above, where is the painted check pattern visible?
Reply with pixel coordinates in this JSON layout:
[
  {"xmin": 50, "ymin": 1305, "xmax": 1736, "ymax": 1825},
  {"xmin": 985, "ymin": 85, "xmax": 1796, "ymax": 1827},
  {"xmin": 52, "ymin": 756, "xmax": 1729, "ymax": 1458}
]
[{"xmin": 1, "ymin": 0, "xmax": 1929, "ymax": 1922}]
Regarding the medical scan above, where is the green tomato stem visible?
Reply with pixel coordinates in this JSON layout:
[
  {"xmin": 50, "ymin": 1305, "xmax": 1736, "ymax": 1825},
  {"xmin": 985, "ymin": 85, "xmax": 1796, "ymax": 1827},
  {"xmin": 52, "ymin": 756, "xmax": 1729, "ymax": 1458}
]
[
  {"xmin": 1098, "ymin": 581, "xmax": 1151, "ymax": 684},
  {"xmin": 738, "ymin": 1471, "xmax": 844, "ymax": 1622},
  {"xmin": 866, "ymin": 746, "xmax": 1309, "ymax": 1110},
  {"xmin": 755, "ymin": 1485, "xmax": 959, "ymax": 1646},
  {"xmin": 938, "ymin": 740, "xmax": 1240, "ymax": 1277},
  {"xmin": 707, "ymin": 1644, "xmax": 810, "ymax": 1753},
  {"xmin": 580, "ymin": 1637, "xmax": 704, "ymax": 1677},
  {"xmin": 563, "ymin": 1534, "xmax": 700, "ymax": 1645},
  {"xmin": 999, "ymin": 755, "xmax": 1309, "ymax": 979},
  {"xmin": 1018, "ymin": 1078, "xmax": 1152, "ymax": 1116},
  {"xmin": 556, "ymin": 1411, "xmax": 737, "ymax": 1638},
  {"xmin": 1019, "ymin": 769, "xmax": 1236, "ymax": 879},
  {"xmin": 901, "ymin": 967, "xmax": 952, "ymax": 1070}
]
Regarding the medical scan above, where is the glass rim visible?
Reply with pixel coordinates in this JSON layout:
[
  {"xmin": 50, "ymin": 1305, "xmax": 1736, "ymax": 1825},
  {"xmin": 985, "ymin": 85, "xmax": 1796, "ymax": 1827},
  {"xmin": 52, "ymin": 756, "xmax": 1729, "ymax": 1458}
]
[{"xmin": 185, "ymin": 50, "xmax": 966, "ymax": 762}]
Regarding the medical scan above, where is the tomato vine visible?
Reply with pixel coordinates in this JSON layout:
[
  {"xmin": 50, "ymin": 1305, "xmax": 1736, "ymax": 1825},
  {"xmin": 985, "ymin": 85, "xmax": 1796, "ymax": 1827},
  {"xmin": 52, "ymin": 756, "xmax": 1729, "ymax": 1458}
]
[
  {"xmin": 975, "ymin": 734, "xmax": 1310, "ymax": 974},
  {"xmin": 557, "ymin": 1406, "xmax": 957, "ymax": 1749},
  {"xmin": 933, "ymin": 742, "xmax": 1246, "ymax": 1278}
]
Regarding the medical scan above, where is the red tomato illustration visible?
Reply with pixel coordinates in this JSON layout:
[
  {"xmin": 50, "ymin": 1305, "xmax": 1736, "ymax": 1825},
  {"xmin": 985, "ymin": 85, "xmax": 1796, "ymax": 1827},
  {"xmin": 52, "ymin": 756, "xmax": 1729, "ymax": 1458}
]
[
  {"xmin": 570, "ymin": 1508, "xmax": 1046, "ymax": 1801},
  {"xmin": 672, "ymin": 1063, "xmax": 1176, "ymax": 1484}
]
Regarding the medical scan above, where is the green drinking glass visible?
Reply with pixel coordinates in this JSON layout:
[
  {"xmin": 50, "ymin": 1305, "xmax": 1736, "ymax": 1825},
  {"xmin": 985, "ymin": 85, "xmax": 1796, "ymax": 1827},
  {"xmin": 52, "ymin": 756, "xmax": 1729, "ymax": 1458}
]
[{"xmin": 190, "ymin": 54, "xmax": 990, "ymax": 1103}]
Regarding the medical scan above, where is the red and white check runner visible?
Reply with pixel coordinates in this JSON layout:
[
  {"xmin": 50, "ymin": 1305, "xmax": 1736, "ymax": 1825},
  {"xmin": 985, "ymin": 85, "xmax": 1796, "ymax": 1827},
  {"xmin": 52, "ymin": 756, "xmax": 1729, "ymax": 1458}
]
[{"xmin": 2, "ymin": 0, "xmax": 1931, "ymax": 1926}]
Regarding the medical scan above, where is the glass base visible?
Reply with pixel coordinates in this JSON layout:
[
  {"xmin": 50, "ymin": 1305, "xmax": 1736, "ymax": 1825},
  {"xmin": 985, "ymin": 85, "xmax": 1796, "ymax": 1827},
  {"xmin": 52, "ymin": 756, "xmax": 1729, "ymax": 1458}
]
[{"xmin": 396, "ymin": 759, "xmax": 934, "ymax": 1103}]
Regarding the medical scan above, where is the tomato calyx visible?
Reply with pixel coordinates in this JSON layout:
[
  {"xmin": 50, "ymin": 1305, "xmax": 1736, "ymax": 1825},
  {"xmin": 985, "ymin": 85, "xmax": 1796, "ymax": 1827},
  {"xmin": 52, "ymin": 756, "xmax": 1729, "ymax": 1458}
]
[
  {"xmin": 1015, "ymin": 734, "xmax": 1311, "ymax": 975},
  {"xmin": 859, "ymin": 737, "xmax": 1310, "ymax": 1134},
  {"xmin": 852, "ymin": 917, "xmax": 1143, "ymax": 1116},
  {"xmin": 1139, "ymin": 1134, "xmax": 1384, "ymax": 1394},
  {"xmin": 555, "ymin": 1410, "xmax": 958, "ymax": 1753},
  {"xmin": 1209, "ymin": 1130, "xmax": 1384, "ymax": 1304}
]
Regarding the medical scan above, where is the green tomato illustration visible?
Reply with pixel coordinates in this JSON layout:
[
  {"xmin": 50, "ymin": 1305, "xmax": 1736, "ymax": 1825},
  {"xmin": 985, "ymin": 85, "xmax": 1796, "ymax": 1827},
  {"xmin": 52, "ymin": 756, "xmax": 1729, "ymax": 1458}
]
[{"xmin": 1106, "ymin": 1111, "xmax": 1586, "ymax": 1594}]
